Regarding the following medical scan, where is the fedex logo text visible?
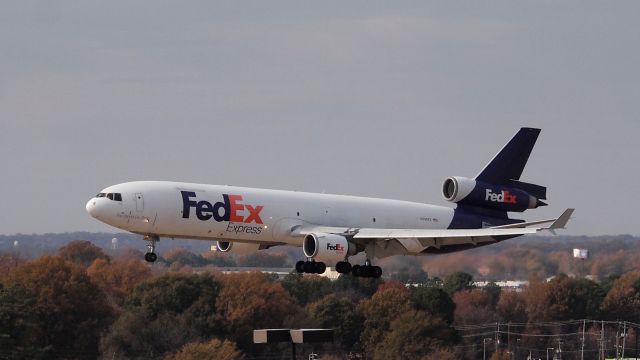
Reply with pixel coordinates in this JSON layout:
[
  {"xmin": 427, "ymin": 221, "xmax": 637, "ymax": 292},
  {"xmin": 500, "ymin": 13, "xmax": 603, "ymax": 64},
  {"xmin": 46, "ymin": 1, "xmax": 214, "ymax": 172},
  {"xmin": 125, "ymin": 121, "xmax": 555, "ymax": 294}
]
[
  {"xmin": 485, "ymin": 189, "xmax": 517, "ymax": 204},
  {"xmin": 181, "ymin": 191, "xmax": 264, "ymax": 224},
  {"xmin": 327, "ymin": 243, "xmax": 345, "ymax": 252}
]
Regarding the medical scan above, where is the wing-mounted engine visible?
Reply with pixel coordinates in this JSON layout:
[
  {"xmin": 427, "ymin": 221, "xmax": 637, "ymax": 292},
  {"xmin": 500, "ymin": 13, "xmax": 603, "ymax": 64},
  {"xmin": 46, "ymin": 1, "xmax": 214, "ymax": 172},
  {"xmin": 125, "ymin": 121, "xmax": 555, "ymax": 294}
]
[
  {"xmin": 442, "ymin": 176, "xmax": 546, "ymax": 212},
  {"xmin": 216, "ymin": 241, "xmax": 264, "ymax": 255},
  {"xmin": 303, "ymin": 233, "xmax": 357, "ymax": 262}
]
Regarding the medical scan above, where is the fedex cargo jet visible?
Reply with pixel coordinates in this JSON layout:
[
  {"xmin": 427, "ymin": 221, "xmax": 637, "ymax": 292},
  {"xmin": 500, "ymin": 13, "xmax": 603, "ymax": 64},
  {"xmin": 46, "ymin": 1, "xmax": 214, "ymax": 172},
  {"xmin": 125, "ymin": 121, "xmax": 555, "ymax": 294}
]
[{"xmin": 86, "ymin": 128, "xmax": 573, "ymax": 278}]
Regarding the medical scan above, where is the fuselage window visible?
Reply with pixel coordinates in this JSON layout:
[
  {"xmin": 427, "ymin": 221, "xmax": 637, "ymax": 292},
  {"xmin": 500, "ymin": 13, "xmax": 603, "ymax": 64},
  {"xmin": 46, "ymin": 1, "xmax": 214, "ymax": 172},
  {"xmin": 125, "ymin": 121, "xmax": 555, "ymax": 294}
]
[
  {"xmin": 114, "ymin": 193, "xmax": 122, "ymax": 201},
  {"xmin": 373, "ymin": 217, "xmax": 376, "ymax": 222},
  {"xmin": 107, "ymin": 193, "xmax": 113, "ymax": 200}
]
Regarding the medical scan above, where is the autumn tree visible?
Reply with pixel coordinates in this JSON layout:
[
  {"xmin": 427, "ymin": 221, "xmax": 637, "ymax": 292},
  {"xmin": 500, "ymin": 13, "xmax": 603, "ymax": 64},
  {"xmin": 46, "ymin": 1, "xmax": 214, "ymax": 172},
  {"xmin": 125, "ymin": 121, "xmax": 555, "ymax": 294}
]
[
  {"xmin": 453, "ymin": 289, "xmax": 497, "ymax": 325},
  {"xmin": 0, "ymin": 253, "xmax": 24, "ymax": 280},
  {"xmin": 410, "ymin": 285, "xmax": 456, "ymax": 324},
  {"xmin": 87, "ymin": 258, "xmax": 153, "ymax": 308},
  {"xmin": 216, "ymin": 272, "xmax": 298, "ymax": 350},
  {"xmin": 601, "ymin": 271, "xmax": 640, "ymax": 322},
  {"xmin": 496, "ymin": 291, "xmax": 527, "ymax": 323},
  {"xmin": 443, "ymin": 272, "xmax": 474, "ymax": 296},
  {"xmin": 357, "ymin": 285, "xmax": 413, "ymax": 352},
  {"xmin": 4, "ymin": 256, "xmax": 113, "ymax": 359},
  {"xmin": 164, "ymin": 338, "xmax": 245, "ymax": 360},
  {"xmin": 523, "ymin": 275, "xmax": 605, "ymax": 322},
  {"xmin": 101, "ymin": 273, "xmax": 222, "ymax": 359},
  {"xmin": 307, "ymin": 294, "xmax": 364, "ymax": 351},
  {"xmin": 57, "ymin": 239, "xmax": 110, "ymax": 267},
  {"xmin": 373, "ymin": 309, "xmax": 458, "ymax": 360}
]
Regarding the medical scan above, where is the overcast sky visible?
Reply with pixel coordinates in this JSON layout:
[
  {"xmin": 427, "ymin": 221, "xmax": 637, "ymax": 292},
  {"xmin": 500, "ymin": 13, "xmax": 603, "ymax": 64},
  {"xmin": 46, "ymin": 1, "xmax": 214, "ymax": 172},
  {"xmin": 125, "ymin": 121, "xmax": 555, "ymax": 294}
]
[{"xmin": 1, "ymin": 1, "xmax": 638, "ymax": 236}]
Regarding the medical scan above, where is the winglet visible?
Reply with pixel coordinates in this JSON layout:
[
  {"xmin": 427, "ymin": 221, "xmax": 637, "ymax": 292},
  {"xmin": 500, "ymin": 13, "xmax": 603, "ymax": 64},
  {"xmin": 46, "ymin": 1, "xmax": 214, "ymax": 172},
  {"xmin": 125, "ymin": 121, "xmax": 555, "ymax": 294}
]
[{"xmin": 548, "ymin": 208, "xmax": 574, "ymax": 230}]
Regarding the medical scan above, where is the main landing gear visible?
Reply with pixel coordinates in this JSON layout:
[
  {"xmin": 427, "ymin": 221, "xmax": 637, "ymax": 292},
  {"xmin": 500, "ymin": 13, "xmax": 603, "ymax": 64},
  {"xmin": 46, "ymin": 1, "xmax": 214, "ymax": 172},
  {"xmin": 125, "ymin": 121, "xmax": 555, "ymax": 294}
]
[
  {"xmin": 296, "ymin": 260, "xmax": 327, "ymax": 274},
  {"xmin": 297, "ymin": 259, "xmax": 382, "ymax": 278},
  {"xmin": 144, "ymin": 235, "xmax": 159, "ymax": 263}
]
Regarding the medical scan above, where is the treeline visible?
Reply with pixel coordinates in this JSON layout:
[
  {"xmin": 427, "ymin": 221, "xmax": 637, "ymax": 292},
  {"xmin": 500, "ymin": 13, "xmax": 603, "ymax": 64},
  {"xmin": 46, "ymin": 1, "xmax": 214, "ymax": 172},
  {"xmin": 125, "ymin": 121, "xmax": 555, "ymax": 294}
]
[
  {"xmin": 3, "ymin": 240, "xmax": 640, "ymax": 359},
  {"xmin": 2, "ymin": 233, "xmax": 640, "ymax": 280}
]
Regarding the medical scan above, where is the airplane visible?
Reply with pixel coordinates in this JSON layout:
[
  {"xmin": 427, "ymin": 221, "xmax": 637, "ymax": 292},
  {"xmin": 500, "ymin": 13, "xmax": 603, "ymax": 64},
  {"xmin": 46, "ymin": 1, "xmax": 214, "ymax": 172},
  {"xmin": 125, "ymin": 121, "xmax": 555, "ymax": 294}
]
[{"xmin": 86, "ymin": 127, "xmax": 573, "ymax": 278}]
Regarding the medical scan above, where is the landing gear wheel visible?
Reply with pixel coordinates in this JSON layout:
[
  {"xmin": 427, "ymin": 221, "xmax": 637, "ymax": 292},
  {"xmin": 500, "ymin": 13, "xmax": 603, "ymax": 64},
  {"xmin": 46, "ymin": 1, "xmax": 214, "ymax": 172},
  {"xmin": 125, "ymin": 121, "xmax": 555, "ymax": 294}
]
[
  {"xmin": 336, "ymin": 261, "xmax": 352, "ymax": 274},
  {"xmin": 295, "ymin": 260, "xmax": 305, "ymax": 273},
  {"xmin": 315, "ymin": 262, "xmax": 327, "ymax": 274},
  {"xmin": 303, "ymin": 261, "xmax": 315, "ymax": 273},
  {"xmin": 144, "ymin": 252, "xmax": 157, "ymax": 263},
  {"xmin": 352, "ymin": 264, "xmax": 362, "ymax": 277},
  {"xmin": 143, "ymin": 235, "xmax": 159, "ymax": 263},
  {"xmin": 372, "ymin": 266, "xmax": 382, "ymax": 279}
]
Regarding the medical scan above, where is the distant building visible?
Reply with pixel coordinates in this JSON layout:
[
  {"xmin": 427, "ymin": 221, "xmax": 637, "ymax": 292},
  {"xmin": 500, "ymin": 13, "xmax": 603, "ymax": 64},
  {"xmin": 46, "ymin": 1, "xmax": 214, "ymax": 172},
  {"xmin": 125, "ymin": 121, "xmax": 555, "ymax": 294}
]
[
  {"xmin": 474, "ymin": 280, "xmax": 529, "ymax": 292},
  {"xmin": 573, "ymin": 248, "xmax": 589, "ymax": 259}
]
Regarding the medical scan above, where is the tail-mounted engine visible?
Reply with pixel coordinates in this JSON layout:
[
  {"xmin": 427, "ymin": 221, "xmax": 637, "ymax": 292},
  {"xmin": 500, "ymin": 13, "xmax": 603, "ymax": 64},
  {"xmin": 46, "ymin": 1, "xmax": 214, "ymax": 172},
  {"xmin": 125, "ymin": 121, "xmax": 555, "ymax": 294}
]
[{"xmin": 442, "ymin": 176, "xmax": 546, "ymax": 212}]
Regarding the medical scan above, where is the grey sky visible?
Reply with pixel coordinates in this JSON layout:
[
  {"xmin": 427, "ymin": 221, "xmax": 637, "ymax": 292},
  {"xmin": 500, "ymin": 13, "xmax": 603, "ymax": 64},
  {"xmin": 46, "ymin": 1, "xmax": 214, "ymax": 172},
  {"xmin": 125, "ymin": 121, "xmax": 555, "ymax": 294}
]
[{"xmin": 1, "ymin": 1, "xmax": 638, "ymax": 236}]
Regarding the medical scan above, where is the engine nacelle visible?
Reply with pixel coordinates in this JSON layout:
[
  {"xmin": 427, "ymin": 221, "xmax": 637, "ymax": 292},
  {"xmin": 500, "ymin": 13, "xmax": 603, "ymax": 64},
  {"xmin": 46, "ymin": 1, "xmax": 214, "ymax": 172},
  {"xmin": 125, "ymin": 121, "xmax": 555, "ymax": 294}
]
[
  {"xmin": 442, "ymin": 176, "xmax": 544, "ymax": 212},
  {"xmin": 216, "ymin": 241, "xmax": 262, "ymax": 255},
  {"xmin": 303, "ymin": 233, "xmax": 356, "ymax": 263}
]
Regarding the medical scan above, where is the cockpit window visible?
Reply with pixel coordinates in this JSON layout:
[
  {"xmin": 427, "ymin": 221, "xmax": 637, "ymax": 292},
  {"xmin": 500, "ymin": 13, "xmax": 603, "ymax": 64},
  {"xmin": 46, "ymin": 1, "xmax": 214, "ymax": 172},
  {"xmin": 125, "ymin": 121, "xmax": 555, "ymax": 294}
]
[{"xmin": 97, "ymin": 192, "xmax": 122, "ymax": 201}]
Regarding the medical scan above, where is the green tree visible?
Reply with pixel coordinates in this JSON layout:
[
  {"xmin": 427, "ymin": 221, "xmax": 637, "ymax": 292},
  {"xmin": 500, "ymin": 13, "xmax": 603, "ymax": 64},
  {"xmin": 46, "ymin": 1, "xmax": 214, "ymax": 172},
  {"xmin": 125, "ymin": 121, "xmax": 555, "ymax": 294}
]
[
  {"xmin": 0, "ymin": 283, "xmax": 43, "ymax": 360},
  {"xmin": 443, "ymin": 272, "xmax": 473, "ymax": 296},
  {"xmin": 484, "ymin": 282, "xmax": 502, "ymax": 306},
  {"xmin": 165, "ymin": 338, "xmax": 245, "ymax": 360},
  {"xmin": 281, "ymin": 272, "xmax": 332, "ymax": 305},
  {"xmin": 410, "ymin": 286, "xmax": 456, "ymax": 324},
  {"xmin": 5, "ymin": 256, "xmax": 113, "ymax": 359},
  {"xmin": 331, "ymin": 273, "xmax": 382, "ymax": 299},
  {"xmin": 373, "ymin": 309, "xmax": 458, "ymax": 360},
  {"xmin": 307, "ymin": 294, "xmax": 364, "ymax": 350},
  {"xmin": 57, "ymin": 240, "xmax": 110, "ymax": 267},
  {"xmin": 101, "ymin": 273, "xmax": 223, "ymax": 359}
]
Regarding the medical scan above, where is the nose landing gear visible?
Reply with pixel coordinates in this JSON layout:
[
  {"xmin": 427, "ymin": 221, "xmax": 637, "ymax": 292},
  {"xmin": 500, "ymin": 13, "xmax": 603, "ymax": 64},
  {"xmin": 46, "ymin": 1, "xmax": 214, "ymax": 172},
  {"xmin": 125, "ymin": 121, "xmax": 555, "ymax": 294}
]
[{"xmin": 143, "ymin": 235, "xmax": 159, "ymax": 263}]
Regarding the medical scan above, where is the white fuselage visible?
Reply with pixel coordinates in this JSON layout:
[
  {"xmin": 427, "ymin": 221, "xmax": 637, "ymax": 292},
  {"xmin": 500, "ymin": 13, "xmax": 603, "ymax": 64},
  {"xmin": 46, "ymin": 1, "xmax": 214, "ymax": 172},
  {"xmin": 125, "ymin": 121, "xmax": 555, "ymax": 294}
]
[{"xmin": 86, "ymin": 181, "xmax": 455, "ymax": 246}]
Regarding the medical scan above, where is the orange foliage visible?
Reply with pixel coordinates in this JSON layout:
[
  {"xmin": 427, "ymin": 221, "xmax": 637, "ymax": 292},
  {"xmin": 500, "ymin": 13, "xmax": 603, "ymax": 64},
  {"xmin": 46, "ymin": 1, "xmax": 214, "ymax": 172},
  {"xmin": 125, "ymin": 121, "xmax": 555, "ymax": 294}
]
[
  {"xmin": 87, "ymin": 258, "xmax": 153, "ymax": 308},
  {"xmin": 453, "ymin": 289, "xmax": 496, "ymax": 325}
]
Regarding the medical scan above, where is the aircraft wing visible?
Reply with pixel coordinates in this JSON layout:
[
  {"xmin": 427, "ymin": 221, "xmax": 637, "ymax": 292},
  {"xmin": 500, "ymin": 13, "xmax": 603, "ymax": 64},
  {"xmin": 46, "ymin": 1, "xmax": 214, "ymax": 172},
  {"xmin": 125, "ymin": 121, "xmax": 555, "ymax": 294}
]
[{"xmin": 295, "ymin": 209, "xmax": 574, "ymax": 254}]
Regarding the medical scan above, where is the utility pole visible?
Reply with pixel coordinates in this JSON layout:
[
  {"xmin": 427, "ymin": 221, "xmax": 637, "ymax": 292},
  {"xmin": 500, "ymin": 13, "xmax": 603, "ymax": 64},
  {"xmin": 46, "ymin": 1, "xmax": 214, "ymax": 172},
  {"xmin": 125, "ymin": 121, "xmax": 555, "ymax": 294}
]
[
  {"xmin": 601, "ymin": 320, "xmax": 605, "ymax": 360},
  {"xmin": 616, "ymin": 321, "xmax": 621, "ymax": 360},
  {"xmin": 622, "ymin": 321, "xmax": 627, "ymax": 359},
  {"xmin": 484, "ymin": 338, "xmax": 492, "ymax": 360},
  {"xmin": 581, "ymin": 319, "xmax": 586, "ymax": 360},
  {"xmin": 495, "ymin": 322, "xmax": 500, "ymax": 353}
]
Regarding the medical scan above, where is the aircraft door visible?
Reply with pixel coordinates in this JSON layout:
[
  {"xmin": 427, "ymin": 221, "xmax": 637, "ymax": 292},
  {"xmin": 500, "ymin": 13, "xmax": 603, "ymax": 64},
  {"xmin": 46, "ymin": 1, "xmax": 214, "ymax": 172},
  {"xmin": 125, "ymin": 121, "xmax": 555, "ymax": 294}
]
[{"xmin": 135, "ymin": 193, "xmax": 144, "ymax": 212}]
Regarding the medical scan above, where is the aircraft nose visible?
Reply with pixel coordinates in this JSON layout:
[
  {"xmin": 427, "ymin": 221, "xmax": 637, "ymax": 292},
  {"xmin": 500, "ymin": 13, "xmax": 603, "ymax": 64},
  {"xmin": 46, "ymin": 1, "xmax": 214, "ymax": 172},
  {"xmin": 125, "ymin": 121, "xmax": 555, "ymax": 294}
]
[{"xmin": 86, "ymin": 198, "xmax": 98, "ymax": 217}]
